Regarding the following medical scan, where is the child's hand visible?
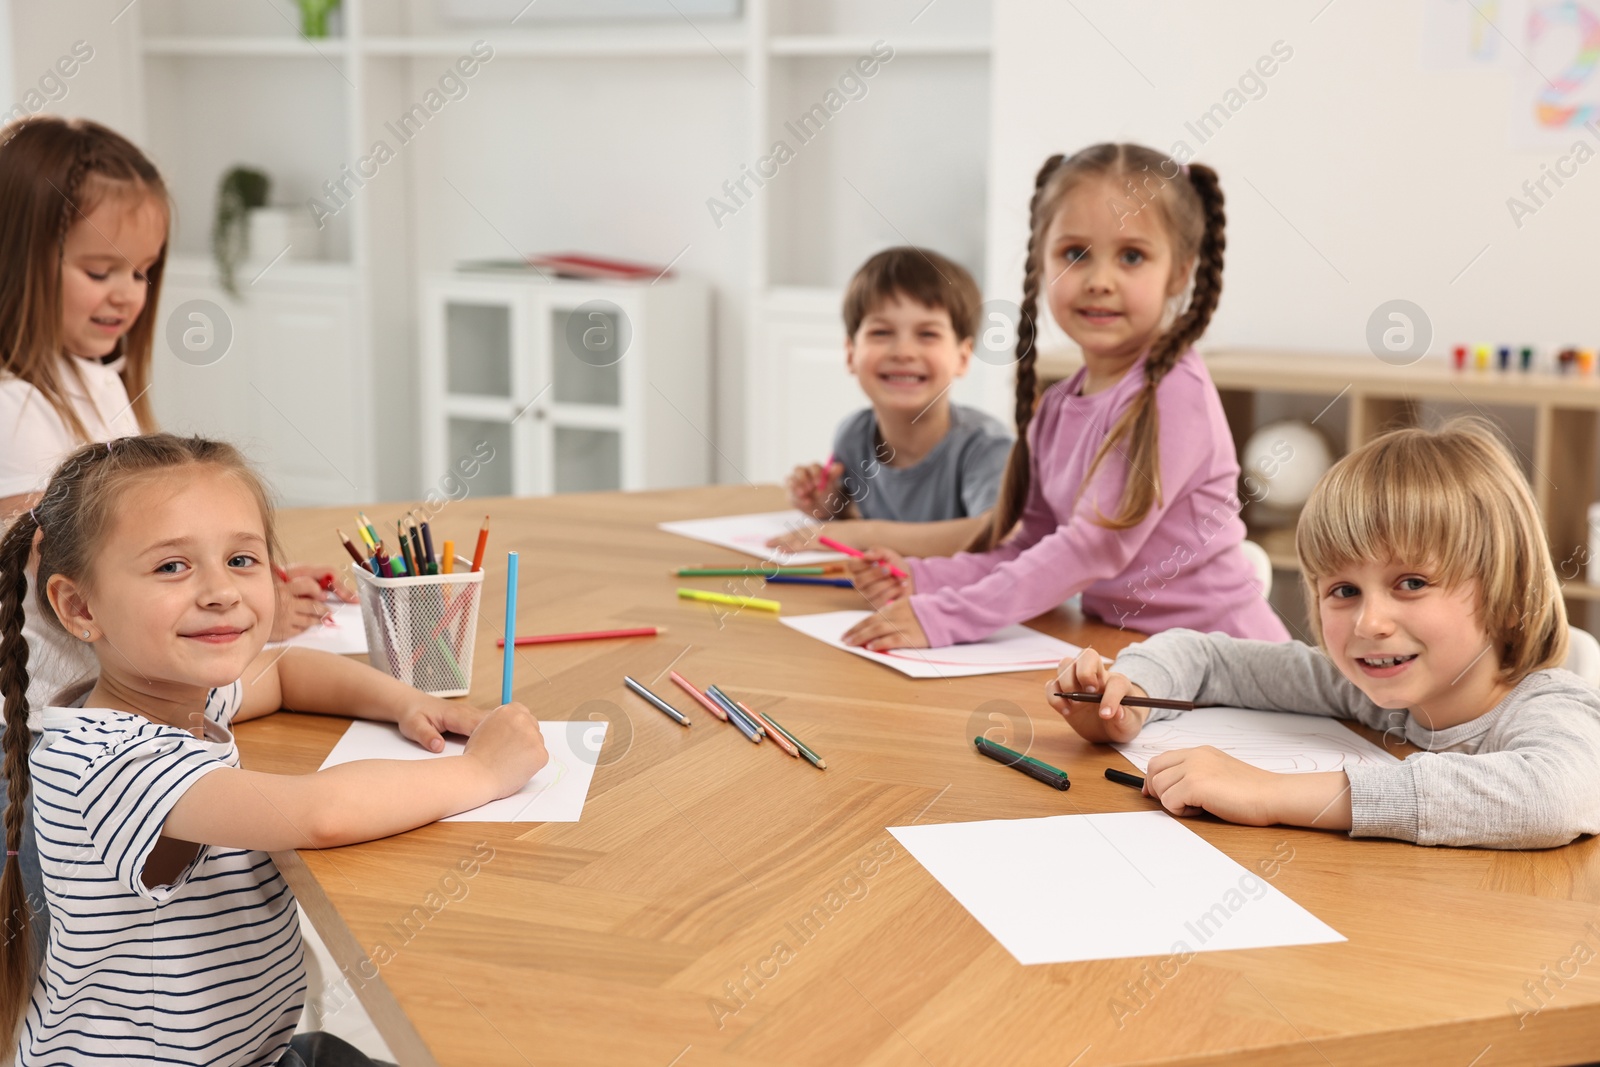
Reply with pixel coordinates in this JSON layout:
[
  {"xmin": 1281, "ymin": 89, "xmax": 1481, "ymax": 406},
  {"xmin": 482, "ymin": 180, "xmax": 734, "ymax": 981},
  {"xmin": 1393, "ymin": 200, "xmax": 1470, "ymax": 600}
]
[
  {"xmin": 767, "ymin": 518, "xmax": 878, "ymax": 555},
  {"xmin": 1144, "ymin": 747, "xmax": 1281, "ymax": 825},
  {"xmin": 1045, "ymin": 647, "xmax": 1150, "ymax": 744},
  {"xmin": 397, "ymin": 697, "xmax": 490, "ymax": 753},
  {"xmin": 463, "ymin": 702, "xmax": 550, "ymax": 798},
  {"xmin": 846, "ymin": 548, "xmax": 912, "ymax": 607},
  {"xmin": 269, "ymin": 574, "xmax": 330, "ymax": 640},
  {"xmin": 786, "ymin": 461, "xmax": 845, "ymax": 519},
  {"xmin": 841, "ymin": 597, "xmax": 928, "ymax": 651},
  {"xmin": 285, "ymin": 563, "xmax": 358, "ymax": 603}
]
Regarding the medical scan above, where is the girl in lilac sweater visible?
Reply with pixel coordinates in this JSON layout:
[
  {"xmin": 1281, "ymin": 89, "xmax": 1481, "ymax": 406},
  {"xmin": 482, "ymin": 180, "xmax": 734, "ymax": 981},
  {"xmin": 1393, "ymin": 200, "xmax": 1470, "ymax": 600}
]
[{"xmin": 844, "ymin": 144, "xmax": 1289, "ymax": 650}]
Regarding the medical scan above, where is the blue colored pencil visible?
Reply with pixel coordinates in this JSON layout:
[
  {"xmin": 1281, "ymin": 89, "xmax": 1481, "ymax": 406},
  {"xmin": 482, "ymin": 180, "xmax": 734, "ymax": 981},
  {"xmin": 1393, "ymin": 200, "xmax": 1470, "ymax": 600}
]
[
  {"xmin": 764, "ymin": 575, "xmax": 853, "ymax": 588},
  {"xmin": 502, "ymin": 551, "xmax": 518, "ymax": 704}
]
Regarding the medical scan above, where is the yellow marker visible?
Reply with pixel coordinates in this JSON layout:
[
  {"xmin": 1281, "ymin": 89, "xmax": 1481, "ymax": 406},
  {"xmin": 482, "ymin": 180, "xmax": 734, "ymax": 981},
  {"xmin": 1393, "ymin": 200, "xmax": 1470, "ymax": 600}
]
[
  {"xmin": 677, "ymin": 588, "xmax": 781, "ymax": 613},
  {"xmin": 441, "ymin": 540, "xmax": 455, "ymax": 574}
]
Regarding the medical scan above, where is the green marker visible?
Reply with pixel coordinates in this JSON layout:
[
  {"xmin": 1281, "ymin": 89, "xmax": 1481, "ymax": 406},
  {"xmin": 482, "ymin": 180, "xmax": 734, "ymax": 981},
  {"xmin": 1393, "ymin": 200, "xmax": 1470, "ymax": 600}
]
[{"xmin": 974, "ymin": 737, "xmax": 1070, "ymax": 791}]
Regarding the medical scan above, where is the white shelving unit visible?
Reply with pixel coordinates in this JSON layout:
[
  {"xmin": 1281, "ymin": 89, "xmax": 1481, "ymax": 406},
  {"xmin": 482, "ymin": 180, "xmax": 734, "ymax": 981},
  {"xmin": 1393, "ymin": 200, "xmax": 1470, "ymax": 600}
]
[
  {"xmin": 419, "ymin": 272, "xmax": 710, "ymax": 495},
  {"xmin": 131, "ymin": 0, "xmax": 992, "ymax": 499}
]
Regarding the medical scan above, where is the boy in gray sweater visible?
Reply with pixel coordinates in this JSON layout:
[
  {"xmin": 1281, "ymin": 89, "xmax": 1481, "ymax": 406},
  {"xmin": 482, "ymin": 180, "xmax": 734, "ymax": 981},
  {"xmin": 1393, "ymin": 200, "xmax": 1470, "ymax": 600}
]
[{"xmin": 1048, "ymin": 419, "xmax": 1600, "ymax": 849}]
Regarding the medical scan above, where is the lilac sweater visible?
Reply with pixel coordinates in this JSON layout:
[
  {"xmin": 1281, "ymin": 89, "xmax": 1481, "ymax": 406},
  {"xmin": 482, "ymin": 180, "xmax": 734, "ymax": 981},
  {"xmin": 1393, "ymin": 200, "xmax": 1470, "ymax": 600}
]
[{"xmin": 907, "ymin": 349, "xmax": 1289, "ymax": 646}]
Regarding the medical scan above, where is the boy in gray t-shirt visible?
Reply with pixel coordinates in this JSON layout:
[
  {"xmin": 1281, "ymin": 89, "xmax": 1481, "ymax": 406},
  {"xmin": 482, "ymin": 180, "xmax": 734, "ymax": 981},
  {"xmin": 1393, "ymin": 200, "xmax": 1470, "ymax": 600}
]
[{"xmin": 779, "ymin": 247, "xmax": 1013, "ymax": 558}]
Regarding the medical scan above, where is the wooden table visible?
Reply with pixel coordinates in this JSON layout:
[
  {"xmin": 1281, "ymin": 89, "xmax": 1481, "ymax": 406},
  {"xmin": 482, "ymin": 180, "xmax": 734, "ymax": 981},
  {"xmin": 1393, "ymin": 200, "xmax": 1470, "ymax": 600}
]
[{"xmin": 242, "ymin": 486, "xmax": 1600, "ymax": 1067}]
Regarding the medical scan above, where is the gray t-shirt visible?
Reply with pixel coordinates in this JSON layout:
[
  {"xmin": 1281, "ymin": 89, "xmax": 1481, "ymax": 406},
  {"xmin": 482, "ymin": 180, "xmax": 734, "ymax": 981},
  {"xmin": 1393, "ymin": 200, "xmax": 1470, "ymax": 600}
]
[
  {"xmin": 1114, "ymin": 628, "xmax": 1600, "ymax": 849},
  {"xmin": 830, "ymin": 404, "xmax": 1012, "ymax": 523}
]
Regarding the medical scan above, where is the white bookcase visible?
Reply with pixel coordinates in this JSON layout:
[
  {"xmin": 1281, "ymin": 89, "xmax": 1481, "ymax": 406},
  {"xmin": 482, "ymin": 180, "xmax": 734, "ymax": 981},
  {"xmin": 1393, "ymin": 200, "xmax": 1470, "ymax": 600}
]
[
  {"xmin": 124, "ymin": 0, "xmax": 992, "ymax": 497},
  {"xmin": 419, "ymin": 272, "xmax": 710, "ymax": 495}
]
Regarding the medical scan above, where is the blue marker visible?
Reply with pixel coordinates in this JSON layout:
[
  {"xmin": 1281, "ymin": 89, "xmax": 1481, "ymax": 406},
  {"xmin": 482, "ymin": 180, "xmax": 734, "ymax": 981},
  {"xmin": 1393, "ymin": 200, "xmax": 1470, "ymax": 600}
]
[{"xmin": 502, "ymin": 551, "xmax": 518, "ymax": 704}]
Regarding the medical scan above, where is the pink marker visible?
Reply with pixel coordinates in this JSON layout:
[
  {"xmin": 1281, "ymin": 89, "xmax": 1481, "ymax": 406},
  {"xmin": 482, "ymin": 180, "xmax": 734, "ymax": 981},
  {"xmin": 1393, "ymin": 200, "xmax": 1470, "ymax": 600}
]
[
  {"xmin": 817, "ymin": 452, "xmax": 835, "ymax": 494},
  {"xmin": 817, "ymin": 534, "xmax": 910, "ymax": 580}
]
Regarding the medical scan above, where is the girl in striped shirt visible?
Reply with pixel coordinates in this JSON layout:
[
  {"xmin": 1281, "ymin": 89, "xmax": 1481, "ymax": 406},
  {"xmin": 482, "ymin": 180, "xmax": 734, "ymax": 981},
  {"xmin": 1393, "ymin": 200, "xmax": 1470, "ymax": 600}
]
[{"xmin": 0, "ymin": 434, "xmax": 549, "ymax": 1065}]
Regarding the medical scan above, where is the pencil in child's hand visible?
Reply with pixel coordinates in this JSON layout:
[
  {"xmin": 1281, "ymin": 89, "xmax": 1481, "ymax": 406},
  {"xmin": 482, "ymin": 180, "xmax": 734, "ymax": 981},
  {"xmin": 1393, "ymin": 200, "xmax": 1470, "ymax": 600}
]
[
  {"xmin": 816, "ymin": 534, "xmax": 909, "ymax": 580},
  {"xmin": 1056, "ymin": 692, "xmax": 1195, "ymax": 711},
  {"xmin": 471, "ymin": 515, "xmax": 491, "ymax": 573}
]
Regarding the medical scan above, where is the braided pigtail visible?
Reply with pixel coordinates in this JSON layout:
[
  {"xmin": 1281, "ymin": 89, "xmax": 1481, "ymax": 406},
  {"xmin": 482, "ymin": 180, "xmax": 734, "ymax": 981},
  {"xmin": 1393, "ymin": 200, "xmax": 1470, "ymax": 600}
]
[
  {"xmin": 1079, "ymin": 160, "xmax": 1228, "ymax": 529},
  {"xmin": 0, "ymin": 511, "xmax": 40, "ymax": 1053},
  {"xmin": 967, "ymin": 153, "xmax": 1065, "ymax": 553}
]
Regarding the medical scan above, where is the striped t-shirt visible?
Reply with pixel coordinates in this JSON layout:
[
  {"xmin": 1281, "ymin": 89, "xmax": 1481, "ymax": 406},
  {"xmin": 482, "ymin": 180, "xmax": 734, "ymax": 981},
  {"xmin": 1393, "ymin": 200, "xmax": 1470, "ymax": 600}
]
[{"xmin": 25, "ymin": 681, "xmax": 306, "ymax": 1065}]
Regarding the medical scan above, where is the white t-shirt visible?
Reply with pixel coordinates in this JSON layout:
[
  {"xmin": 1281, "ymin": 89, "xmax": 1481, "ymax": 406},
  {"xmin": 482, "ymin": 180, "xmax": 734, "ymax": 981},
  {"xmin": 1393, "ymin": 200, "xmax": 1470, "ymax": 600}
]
[
  {"xmin": 25, "ymin": 681, "xmax": 306, "ymax": 1066},
  {"xmin": 0, "ymin": 353, "xmax": 142, "ymax": 718}
]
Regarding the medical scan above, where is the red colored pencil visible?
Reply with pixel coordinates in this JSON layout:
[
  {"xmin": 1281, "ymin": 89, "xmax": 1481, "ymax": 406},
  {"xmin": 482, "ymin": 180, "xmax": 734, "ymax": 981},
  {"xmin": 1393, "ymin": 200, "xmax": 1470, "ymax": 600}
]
[
  {"xmin": 816, "ymin": 534, "xmax": 909, "ymax": 580},
  {"xmin": 670, "ymin": 671, "xmax": 727, "ymax": 721},
  {"xmin": 496, "ymin": 626, "xmax": 663, "ymax": 648}
]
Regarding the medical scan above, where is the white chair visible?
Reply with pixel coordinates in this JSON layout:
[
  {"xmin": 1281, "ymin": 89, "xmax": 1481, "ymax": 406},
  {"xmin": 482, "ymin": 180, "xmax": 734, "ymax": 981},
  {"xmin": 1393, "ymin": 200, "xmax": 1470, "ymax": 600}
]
[
  {"xmin": 1239, "ymin": 539, "xmax": 1273, "ymax": 599},
  {"xmin": 1564, "ymin": 626, "xmax": 1600, "ymax": 687}
]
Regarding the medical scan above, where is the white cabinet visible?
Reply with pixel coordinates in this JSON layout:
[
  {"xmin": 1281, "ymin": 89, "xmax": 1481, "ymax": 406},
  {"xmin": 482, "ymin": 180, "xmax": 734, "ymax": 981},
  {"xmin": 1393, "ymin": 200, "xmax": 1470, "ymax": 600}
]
[
  {"xmin": 151, "ymin": 258, "xmax": 373, "ymax": 505},
  {"xmin": 420, "ymin": 272, "xmax": 710, "ymax": 496}
]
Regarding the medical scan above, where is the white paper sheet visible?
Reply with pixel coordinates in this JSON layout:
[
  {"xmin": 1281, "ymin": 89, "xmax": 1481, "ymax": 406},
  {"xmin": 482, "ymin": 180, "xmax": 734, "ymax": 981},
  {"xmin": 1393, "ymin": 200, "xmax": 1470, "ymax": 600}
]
[
  {"xmin": 890, "ymin": 811, "xmax": 1344, "ymax": 964},
  {"xmin": 265, "ymin": 599, "xmax": 368, "ymax": 656},
  {"xmin": 317, "ymin": 719, "xmax": 605, "ymax": 822},
  {"xmin": 1113, "ymin": 706, "xmax": 1402, "ymax": 775},
  {"xmin": 780, "ymin": 610, "xmax": 1078, "ymax": 678},
  {"xmin": 657, "ymin": 510, "xmax": 845, "ymax": 566}
]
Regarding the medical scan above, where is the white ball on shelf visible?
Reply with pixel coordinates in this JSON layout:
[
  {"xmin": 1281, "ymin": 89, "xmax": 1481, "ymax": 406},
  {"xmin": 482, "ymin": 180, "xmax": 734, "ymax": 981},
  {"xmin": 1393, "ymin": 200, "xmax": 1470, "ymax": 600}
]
[{"xmin": 1241, "ymin": 421, "xmax": 1333, "ymax": 511}]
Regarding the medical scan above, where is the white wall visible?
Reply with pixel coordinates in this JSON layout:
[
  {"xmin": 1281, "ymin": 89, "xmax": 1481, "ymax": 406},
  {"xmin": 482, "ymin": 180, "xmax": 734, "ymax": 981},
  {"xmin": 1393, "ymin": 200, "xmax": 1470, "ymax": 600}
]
[
  {"xmin": 982, "ymin": 0, "xmax": 1600, "ymax": 421},
  {"xmin": 7, "ymin": 0, "xmax": 142, "ymax": 137}
]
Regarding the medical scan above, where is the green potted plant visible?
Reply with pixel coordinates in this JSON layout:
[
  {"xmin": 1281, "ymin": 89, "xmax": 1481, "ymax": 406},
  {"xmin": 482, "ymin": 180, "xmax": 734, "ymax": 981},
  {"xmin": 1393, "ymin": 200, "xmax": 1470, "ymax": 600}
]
[
  {"xmin": 298, "ymin": 0, "xmax": 342, "ymax": 38},
  {"xmin": 213, "ymin": 166, "xmax": 270, "ymax": 298}
]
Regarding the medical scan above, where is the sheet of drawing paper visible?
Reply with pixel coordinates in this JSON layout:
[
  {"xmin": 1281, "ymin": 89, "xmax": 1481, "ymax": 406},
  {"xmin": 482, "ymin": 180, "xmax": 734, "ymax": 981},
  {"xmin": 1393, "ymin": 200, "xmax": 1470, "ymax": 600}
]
[
  {"xmin": 889, "ymin": 811, "xmax": 1345, "ymax": 964},
  {"xmin": 318, "ymin": 719, "xmax": 604, "ymax": 822},
  {"xmin": 264, "ymin": 599, "xmax": 368, "ymax": 656},
  {"xmin": 780, "ymin": 610, "xmax": 1079, "ymax": 678},
  {"xmin": 657, "ymin": 510, "xmax": 844, "ymax": 566},
  {"xmin": 1114, "ymin": 706, "xmax": 1402, "ymax": 774}
]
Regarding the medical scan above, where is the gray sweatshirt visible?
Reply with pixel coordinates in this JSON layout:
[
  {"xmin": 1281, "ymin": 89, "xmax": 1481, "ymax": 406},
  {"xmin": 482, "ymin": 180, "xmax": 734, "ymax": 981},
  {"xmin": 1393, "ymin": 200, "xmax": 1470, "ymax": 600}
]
[{"xmin": 1114, "ymin": 629, "xmax": 1600, "ymax": 849}]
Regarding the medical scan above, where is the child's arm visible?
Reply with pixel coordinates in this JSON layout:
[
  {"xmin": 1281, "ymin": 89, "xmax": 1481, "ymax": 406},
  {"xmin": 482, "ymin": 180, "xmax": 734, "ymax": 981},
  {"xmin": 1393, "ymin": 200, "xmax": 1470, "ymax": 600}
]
[
  {"xmin": 164, "ymin": 702, "xmax": 548, "ymax": 850},
  {"xmin": 1113, "ymin": 629, "xmax": 1387, "ymax": 727},
  {"xmin": 237, "ymin": 647, "xmax": 487, "ymax": 751}
]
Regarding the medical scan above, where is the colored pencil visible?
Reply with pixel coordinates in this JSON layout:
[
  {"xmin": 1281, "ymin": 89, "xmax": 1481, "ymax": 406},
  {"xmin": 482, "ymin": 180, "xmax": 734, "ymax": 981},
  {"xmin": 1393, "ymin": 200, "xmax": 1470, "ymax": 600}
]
[
  {"xmin": 764, "ymin": 575, "xmax": 852, "ymax": 588},
  {"xmin": 441, "ymin": 541, "xmax": 455, "ymax": 574},
  {"xmin": 760, "ymin": 711, "xmax": 826, "ymax": 770},
  {"xmin": 624, "ymin": 676, "xmax": 691, "ymax": 727},
  {"xmin": 497, "ymin": 626, "xmax": 663, "ymax": 648},
  {"xmin": 502, "ymin": 551, "xmax": 518, "ymax": 704},
  {"xmin": 707, "ymin": 686, "xmax": 764, "ymax": 738},
  {"xmin": 815, "ymin": 534, "xmax": 909, "ymax": 580},
  {"xmin": 669, "ymin": 671, "xmax": 727, "ymax": 721},
  {"xmin": 359, "ymin": 512, "xmax": 379, "ymax": 547},
  {"xmin": 674, "ymin": 566, "xmax": 829, "ymax": 577},
  {"xmin": 739, "ymin": 701, "xmax": 798, "ymax": 758},
  {"xmin": 471, "ymin": 516, "xmax": 491, "ymax": 573},
  {"xmin": 677, "ymin": 588, "xmax": 780, "ymax": 613},
  {"xmin": 337, "ymin": 530, "xmax": 373, "ymax": 573},
  {"xmin": 1055, "ymin": 692, "xmax": 1196, "ymax": 711},
  {"xmin": 705, "ymin": 687, "xmax": 761, "ymax": 743},
  {"xmin": 419, "ymin": 517, "xmax": 437, "ymax": 569},
  {"xmin": 373, "ymin": 541, "xmax": 393, "ymax": 578}
]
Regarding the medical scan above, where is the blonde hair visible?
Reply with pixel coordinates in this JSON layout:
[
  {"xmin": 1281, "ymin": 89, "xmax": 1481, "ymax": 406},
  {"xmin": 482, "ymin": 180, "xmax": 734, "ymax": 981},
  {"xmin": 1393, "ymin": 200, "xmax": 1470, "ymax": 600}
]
[{"xmin": 1295, "ymin": 418, "xmax": 1567, "ymax": 681}]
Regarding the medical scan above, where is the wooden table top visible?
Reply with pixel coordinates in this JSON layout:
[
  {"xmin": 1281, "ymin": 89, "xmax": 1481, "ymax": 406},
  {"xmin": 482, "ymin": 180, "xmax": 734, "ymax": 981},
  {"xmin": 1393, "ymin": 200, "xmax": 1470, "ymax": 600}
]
[{"xmin": 243, "ymin": 486, "xmax": 1600, "ymax": 1067}]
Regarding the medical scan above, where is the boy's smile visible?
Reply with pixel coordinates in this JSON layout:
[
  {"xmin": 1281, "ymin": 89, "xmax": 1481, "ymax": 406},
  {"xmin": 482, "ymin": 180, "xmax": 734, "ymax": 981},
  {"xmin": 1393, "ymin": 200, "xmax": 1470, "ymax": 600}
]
[
  {"xmin": 846, "ymin": 293, "xmax": 973, "ymax": 418},
  {"xmin": 1318, "ymin": 558, "xmax": 1513, "ymax": 730}
]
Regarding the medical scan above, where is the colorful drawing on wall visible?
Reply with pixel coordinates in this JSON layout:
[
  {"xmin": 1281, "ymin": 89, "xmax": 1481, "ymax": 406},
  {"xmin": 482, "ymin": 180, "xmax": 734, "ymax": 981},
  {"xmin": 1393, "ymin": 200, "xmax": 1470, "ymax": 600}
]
[
  {"xmin": 1511, "ymin": 1, "xmax": 1600, "ymax": 146},
  {"xmin": 1421, "ymin": 0, "xmax": 1528, "ymax": 68}
]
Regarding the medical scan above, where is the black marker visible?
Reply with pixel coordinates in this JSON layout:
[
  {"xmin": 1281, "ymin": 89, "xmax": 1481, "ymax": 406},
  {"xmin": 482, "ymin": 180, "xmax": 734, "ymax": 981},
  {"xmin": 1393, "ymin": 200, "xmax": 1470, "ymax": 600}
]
[{"xmin": 1104, "ymin": 767, "xmax": 1145, "ymax": 790}]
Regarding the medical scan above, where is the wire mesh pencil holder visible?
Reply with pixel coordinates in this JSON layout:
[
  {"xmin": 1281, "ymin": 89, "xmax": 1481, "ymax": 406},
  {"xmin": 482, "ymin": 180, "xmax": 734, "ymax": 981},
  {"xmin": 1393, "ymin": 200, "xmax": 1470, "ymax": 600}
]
[{"xmin": 351, "ymin": 558, "xmax": 484, "ymax": 697}]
